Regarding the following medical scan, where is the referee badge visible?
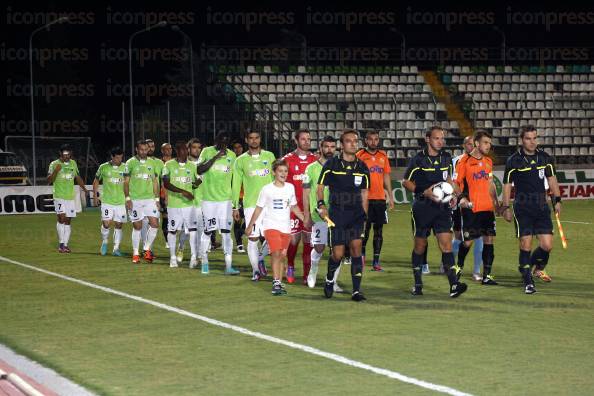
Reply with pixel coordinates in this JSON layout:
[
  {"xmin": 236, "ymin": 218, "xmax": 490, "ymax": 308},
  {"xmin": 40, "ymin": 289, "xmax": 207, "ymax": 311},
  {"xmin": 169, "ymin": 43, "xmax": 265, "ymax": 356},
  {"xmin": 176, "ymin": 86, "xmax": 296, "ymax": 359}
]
[
  {"xmin": 354, "ymin": 175, "xmax": 362, "ymax": 186},
  {"xmin": 539, "ymin": 169, "xmax": 545, "ymax": 179}
]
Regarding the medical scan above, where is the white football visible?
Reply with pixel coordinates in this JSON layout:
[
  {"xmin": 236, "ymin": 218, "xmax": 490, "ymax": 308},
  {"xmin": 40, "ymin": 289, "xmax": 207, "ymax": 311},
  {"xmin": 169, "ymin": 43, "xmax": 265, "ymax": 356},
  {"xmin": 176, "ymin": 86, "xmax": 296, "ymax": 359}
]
[{"xmin": 431, "ymin": 182, "xmax": 454, "ymax": 203}]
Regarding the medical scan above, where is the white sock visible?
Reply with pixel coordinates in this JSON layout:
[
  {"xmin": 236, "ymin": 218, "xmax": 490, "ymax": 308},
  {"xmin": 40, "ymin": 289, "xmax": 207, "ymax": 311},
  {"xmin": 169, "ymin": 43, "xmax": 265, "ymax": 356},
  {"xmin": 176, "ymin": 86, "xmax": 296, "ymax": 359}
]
[
  {"xmin": 259, "ymin": 239, "xmax": 269, "ymax": 260},
  {"xmin": 178, "ymin": 229, "xmax": 189, "ymax": 250},
  {"xmin": 311, "ymin": 248, "xmax": 323, "ymax": 267},
  {"xmin": 56, "ymin": 222, "xmax": 64, "ymax": 244},
  {"xmin": 188, "ymin": 230, "xmax": 197, "ymax": 257},
  {"xmin": 200, "ymin": 232, "xmax": 211, "ymax": 262},
  {"xmin": 143, "ymin": 226, "xmax": 158, "ymax": 251},
  {"xmin": 192, "ymin": 228, "xmax": 201, "ymax": 259},
  {"xmin": 141, "ymin": 218, "xmax": 149, "ymax": 243},
  {"xmin": 101, "ymin": 225, "xmax": 110, "ymax": 242},
  {"xmin": 132, "ymin": 229, "xmax": 141, "ymax": 255},
  {"xmin": 333, "ymin": 263, "xmax": 342, "ymax": 283},
  {"xmin": 247, "ymin": 240, "xmax": 260, "ymax": 272},
  {"xmin": 168, "ymin": 232, "xmax": 177, "ymax": 258},
  {"xmin": 113, "ymin": 228, "xmax": 122, "ymax": 249},
  {"xmin": 222, "ymin": 232, "xmax": 233, "ymax": 270},
  {"xmin": 63, "ymin": 225, "xmax": 71, "ymax": 246}
]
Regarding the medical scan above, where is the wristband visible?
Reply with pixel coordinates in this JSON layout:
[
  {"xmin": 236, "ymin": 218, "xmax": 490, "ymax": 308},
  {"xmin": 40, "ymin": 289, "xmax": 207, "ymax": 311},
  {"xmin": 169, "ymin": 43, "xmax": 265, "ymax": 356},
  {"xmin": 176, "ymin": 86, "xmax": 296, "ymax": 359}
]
[
  {"xmin": 553, "ymin": 196, "xmax": 562, "ymax": 205},
  {"xmin": 317, "ymin": 200, "xmax": 326, "ymax": 209},
  {"xmin": 125, "ymin": 196, "xmax": 131, "ymax": 202}
]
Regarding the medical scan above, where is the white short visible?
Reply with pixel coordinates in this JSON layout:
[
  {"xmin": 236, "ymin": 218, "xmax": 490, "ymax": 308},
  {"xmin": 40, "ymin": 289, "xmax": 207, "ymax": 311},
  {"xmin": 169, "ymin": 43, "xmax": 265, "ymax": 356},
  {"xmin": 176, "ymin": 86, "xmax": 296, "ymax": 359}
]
[
  {"xmin": 128, "ymin": 199, "xmax": 160, "ymax": 222},
  {"xmin": 101, "ymin": 204, "xmax": 127, "ymax": 223},
  {"xmin": 311, "ymin": 221, "xmax": 328, "ymax": 246},
  {"xmin": 193, "ymin": 206, "xmax": 204, "ymax": 232},
  {"xmin": 201, "ymin": 200, "xmax": 233, "ymax": 232},
  {"xmin": 167, "ymin": 206, "xmax": 197, "ymax": 232},
  {"xmin": 54, "ymin": 198, "xmax": 76, "ymax": 218},
  {"xmin": 244, "ymin": 207, "xmax": 264, "ymax": 238}
]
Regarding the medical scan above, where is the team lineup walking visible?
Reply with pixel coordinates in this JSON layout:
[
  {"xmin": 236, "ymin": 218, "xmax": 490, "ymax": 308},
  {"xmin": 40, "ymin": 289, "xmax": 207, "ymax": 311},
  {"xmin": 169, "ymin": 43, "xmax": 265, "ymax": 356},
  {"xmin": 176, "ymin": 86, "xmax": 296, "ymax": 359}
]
[{"xmin": 51, "ymin": 124, "xmax": 563, "ymax": 300}]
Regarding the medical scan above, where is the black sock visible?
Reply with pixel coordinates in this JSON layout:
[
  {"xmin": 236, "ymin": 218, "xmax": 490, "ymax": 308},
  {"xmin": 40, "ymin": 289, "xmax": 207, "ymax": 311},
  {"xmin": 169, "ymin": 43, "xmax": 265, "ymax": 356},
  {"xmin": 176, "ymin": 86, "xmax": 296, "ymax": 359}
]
[
  {"xmin": 412, "ymin": 251, "xmax": 424, "ymax": 287},
  {"xmin": 482, "ymin": 244, "xmax": 494, "ymax": 276},
  {"xmin": 362, "ymin": 222, "xmax": 371, "ymax": 256},
  {"xmin": 351, "ymin": 256, "xmax": 363, "ymax": 292},
  {"xmin": 457, "ymin": 243, "xmax": 470, "ymax": 269},
  {"xmin": 372, "ymin": 225, "xmax": 383, "ymax": 266},
  {"xmin": 519, "ymin": 249, "xmax": 533, "ymax": 285},
  {"xmin": 326, "ymin": 256, "xmax": 341, "ymax": 282},
  {"xmin": 443, "ymin": 252, "xmax": 458, "ymax": 286},
  {"xmin": 162, "ymin": 218, "xmax": 168, "ymax": 240},
  {"xmin": 530, "ymin": 247, "xmax": 550, "ymax": 270}
]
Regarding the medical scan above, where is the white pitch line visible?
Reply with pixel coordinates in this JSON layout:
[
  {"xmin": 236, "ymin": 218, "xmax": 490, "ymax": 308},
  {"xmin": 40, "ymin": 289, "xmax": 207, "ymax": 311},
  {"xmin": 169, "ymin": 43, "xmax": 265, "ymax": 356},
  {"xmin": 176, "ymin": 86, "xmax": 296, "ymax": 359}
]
[{"xmin": 0, "ymin": 255, "xmax": 472, "ymax": 396}]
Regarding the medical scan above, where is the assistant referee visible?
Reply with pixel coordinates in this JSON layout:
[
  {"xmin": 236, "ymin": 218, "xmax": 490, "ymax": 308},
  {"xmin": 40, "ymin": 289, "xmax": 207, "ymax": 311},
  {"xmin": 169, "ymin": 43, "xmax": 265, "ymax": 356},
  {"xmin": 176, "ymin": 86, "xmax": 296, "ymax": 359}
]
[{"xmin": 317, "ymin": 129, "xmax": 370, "ymax": 302}]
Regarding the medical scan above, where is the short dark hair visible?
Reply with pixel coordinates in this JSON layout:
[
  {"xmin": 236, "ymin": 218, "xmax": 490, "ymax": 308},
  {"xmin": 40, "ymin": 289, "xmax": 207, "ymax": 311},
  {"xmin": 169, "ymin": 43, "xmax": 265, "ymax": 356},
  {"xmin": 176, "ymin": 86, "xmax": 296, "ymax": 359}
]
[
  {"xmin": 110, "ymin": 146, "xmax": 124, "ymax": 156},
  {"xmin": 175, "ymin": 141, "xmax": 187, "ymax": 150},
  {"xmin": 321, "ymin": 135, "xmax": 336, "ymax": 144},
  {"xmin": 365, "ymin": 130, "xmax": 379, "ymax": 138},
  {"xmin": 340, "ymin": 129, "xmax": 358, "ymax": 143},
  {"xmin": 272, "ymin": 159, "xmax": 288, "ymax": 172},
  {"xmin": 426, "ymin": 126, "xmax": 445, "ymax": 138},
  {"xmin": 519, "ymin": 125, "xmax": 537, "ymax": 139},
  {"xmin": 215, "ymin": 131, "xmax": 230, "ymax": 143},
  {"xmin": 59, "ymin": 144, "xmax": 72, "ymax": 153},
  {"xmin": 136, "ymin": 139, "xmax": 147, "ymax": 148},
  {"xmin": 294, "ymin": 129, "xmax": 310, "ymax": 140},
  {"xmin": 145, "ymin": 138, "xmax": 154, "ymax": 144},
  {"xmin": 473, "ymin": 129, "xmax": 492, "ymax": 143},
  {"xmin": 245, "ymin": 130, "xmax": 260, "ymax": 137},
  {"xmin": 187, "ymin": 138, "xmax": 201, "ymax": 148},
  {"xmin": 231, "ymin": 140, "xmax": 243, "ymax": 147}
]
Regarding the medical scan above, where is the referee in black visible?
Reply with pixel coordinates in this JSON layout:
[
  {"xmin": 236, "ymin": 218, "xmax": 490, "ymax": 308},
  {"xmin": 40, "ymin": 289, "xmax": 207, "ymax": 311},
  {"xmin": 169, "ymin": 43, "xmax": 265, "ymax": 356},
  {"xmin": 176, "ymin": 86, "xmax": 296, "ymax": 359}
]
[
  {"xmin": 402, "ymin": 126, "xmax": 467, "ymax": 298},
  {"xmin": 317, "ymin": 129, "xmax": 370, "ymax": 302},
  {"xmin": 501, "ymin": 125, "xmax": 561, "ymax": 294}
]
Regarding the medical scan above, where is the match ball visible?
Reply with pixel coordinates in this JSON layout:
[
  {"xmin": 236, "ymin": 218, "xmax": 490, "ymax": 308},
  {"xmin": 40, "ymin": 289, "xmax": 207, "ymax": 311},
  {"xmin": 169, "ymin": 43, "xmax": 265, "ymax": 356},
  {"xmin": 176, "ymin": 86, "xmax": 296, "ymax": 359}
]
[{"xmin": 431, "ymin": 182, "xmax": 454, "ymax": 203}]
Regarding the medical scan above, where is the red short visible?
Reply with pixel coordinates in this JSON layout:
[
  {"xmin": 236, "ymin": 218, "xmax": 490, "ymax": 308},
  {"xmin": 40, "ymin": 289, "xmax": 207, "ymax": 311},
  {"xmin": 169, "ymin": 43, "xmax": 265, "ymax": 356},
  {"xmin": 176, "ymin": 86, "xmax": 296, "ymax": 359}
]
[
  {"xmin": 290, "ymin": 212, "xmax": 312, "ymax": 235},
  {"xmin": 264, "ymin": 229, "xmax": 291, "ymax": 253}
]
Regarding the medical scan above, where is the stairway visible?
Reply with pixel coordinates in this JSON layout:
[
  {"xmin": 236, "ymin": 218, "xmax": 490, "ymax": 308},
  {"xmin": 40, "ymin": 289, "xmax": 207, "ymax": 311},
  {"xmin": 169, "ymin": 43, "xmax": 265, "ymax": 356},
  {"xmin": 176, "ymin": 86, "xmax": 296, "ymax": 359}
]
[{"xmin": 421, "ymin": 70, "xmax": 473, "ymax": 137}]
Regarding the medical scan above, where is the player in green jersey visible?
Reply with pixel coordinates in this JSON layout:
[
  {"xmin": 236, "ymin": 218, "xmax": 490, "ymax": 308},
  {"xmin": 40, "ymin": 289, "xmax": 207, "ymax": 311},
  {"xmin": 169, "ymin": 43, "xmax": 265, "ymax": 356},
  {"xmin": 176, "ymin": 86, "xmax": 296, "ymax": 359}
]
[
  {"xmin": 163, "ymin": 141, "xmax": 201, "ymax": 268},
  {"xmin": 92, "ymin": 147, "xmax": 127, "ymax": 257},
  {"xmin": 47, "ymin": 144, "xmax": 88, "ymax": 253},
  {"xmin": 196, "ymin": 132, "xmax": 238, "ymax": 275},
  {"xmin": 159, "ymin": 142, "xmax": 173, "ymax": 246},
  {"xmin": 232, "ymin": 130, "xmax": 276, "ymax": 280},
  {"xmin": 181, "ymin": 138, "xmax": 204, "ymax": 268},
  {"xmin": 124, "ymin": 140, "xmax": 161, "ymax": 264},
  {"xmin": 141, "ymin": 139, "xmax": 165, "ymax": 249},
  {"xmin": 302, "ymin": 136, "xmax": 343, "ymax": 290}
]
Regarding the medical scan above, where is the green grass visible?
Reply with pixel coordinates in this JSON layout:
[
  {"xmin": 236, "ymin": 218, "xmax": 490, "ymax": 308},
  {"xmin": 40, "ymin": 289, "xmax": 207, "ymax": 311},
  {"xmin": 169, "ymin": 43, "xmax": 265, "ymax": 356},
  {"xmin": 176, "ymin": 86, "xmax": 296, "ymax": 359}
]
[{"xmin": 1, "ymin": 201, "xmax": 594, "ymax": 395}]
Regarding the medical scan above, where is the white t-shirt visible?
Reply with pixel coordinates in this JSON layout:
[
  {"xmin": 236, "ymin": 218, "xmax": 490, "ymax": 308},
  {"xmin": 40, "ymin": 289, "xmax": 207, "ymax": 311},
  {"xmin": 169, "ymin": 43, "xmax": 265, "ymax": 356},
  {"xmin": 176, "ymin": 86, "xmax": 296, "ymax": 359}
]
[{"xmin": 256, "ymin": 182, "xmax": 297, "ymax": 234}]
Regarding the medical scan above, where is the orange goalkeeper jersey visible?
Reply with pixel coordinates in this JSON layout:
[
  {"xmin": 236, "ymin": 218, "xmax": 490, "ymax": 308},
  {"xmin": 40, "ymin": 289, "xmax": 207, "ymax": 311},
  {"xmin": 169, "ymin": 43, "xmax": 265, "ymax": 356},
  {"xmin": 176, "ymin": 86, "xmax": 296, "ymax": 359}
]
[
  {"xmin": 454, "ymin": 154, "xmax": 494, "ymax": 213},
  {"xmin": 356, "ymin": 149, "xmax": 391, "ymax": 200}
]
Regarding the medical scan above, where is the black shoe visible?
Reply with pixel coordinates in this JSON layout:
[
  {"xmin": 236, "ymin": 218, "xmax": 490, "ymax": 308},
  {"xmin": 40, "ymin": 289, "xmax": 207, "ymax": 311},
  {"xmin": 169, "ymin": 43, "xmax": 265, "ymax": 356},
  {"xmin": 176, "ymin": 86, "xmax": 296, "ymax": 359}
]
[
  {"xmin": 351, "ymin": 291, "xmax": 366, "ymax": 302},
  {"xmin": 324, "ymin": 279, "xmax": 334, "ymax": 298},
  {"xmin": 481, "ymin": 275, "xmax": 498, "ymax": 285},
  {"xmin": 525, "ymin": 284, "xmax": 537, "ymax": 294},
  {"xmin": 272, "ymin": 282, "xmax": 283, "ymax": 296},
  {"xmin": 411, "ymin": 285, "xmax": 423, "ymax": 296},
  {"xmin": 449, "ymin": 282, "xmax": 468, "ymax": 298}
]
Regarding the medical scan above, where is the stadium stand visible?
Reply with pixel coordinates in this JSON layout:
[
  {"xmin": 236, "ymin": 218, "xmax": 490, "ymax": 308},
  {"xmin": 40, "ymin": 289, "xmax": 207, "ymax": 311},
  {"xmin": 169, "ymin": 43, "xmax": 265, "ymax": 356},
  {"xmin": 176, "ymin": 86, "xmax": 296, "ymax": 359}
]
[
  {"xmin": 214, "ymin": 64, "xmax": 594, "ymax": 166},
  {"xmin": 437, "ymin": 65, "xmax": 594, "ymax": 164}
]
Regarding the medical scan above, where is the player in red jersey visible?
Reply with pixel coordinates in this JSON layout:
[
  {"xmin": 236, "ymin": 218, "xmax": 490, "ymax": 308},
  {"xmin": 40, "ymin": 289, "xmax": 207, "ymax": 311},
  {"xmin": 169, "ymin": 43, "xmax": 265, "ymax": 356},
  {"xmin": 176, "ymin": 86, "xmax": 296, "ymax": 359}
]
[{"xmin": 282, "ymin": 130, "xmax": 317, "ymax": 284}]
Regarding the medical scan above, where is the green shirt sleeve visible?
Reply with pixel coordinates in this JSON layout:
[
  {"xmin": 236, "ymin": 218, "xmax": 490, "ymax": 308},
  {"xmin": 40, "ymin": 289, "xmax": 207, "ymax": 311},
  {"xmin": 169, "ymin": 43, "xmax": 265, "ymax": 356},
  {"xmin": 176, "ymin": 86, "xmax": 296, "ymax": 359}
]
[{"xmin": 231, "ymin": 156, "xmax": 243, "ymax": 209}]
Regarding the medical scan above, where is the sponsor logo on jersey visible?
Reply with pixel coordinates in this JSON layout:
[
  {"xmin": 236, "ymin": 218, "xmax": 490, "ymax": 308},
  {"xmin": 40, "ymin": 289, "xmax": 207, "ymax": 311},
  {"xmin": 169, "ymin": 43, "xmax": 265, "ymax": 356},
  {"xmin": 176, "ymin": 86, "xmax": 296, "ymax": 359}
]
[
  {"xmin": 472, "ymin": 170, "xmax": 490, "ymax": 181},
  {"xmin": 249, "ymin": 168, "xmax": 271, "ymax": 177},
  {"xmin": 369, "ymin": 165, "xmax": 384, "ymax": 173},
  {"xmin": 292, "ymin": 174, "xmax": 306, "ymax": 181}
]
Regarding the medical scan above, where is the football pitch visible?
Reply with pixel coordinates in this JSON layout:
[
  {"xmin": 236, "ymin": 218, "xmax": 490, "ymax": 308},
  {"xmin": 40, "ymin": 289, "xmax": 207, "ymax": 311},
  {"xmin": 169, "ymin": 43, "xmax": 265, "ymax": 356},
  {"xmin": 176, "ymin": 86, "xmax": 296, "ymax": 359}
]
[{"xmin": 1, "ymin": 201, "xmax": 593, "ymax": 395}]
